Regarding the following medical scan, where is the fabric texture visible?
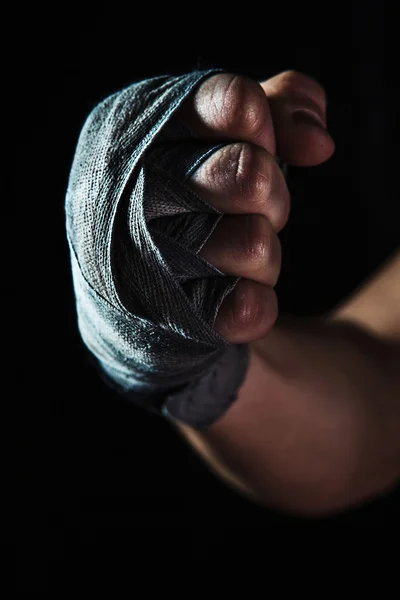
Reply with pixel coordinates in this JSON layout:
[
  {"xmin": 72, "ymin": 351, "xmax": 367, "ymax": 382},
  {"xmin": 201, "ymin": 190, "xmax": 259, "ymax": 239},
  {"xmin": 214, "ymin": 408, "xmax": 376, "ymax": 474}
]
[{"xmin": 65, "ymin": 69, "xmax": 283, "ymax": 428}]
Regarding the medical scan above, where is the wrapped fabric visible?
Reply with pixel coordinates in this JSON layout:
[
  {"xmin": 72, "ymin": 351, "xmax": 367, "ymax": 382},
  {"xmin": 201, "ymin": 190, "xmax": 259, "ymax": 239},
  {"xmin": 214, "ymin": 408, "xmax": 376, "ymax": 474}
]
[{"xmin": 66, "ymin": 69, "xmax": 280, "ymax": 428}]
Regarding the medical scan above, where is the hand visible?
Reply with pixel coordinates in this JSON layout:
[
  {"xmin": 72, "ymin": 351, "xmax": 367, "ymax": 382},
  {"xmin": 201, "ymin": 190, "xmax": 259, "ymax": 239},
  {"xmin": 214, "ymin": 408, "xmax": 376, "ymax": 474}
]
[{"xmin": 175, "ymin": 71, "xmax": 335, "ymax": 343}]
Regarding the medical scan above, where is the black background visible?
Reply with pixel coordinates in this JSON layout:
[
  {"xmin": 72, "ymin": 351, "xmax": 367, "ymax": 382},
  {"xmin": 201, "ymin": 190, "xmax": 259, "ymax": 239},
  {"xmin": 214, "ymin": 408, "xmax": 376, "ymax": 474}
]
[{"xmin": 10, "ymin": 0, "xmax": 400, "ymax": 590}]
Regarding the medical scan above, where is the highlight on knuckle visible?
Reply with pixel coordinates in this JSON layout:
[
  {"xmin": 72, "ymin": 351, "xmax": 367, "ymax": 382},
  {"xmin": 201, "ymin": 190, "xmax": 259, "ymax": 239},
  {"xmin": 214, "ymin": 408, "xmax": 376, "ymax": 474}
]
[
  {"xmin": 214, "ymin": 74, "xmax": 246, "ymax": 130},
  {"xmin": 213, "ymin": 74, "xmax": 264, "ymax": 136},
  {"xmin": 229, "ymin": 142, "xmax": 254, "ymax": 196},
  {"xmin": 245, "ymin": 149, "xmax": 275, "ymax": 208},
  {"xmin": 236, "ymin": 215, "xmax": 270, "ymax": 267},
  {"xmin": 223, "ymin": 142, "xmax": 269, "ymax": 203},
  {"xmin": 241, "ymin": 87, "xmax": 265, "ymax": 138},
  {"xmin": 231, "ymin": 284, "xmax": 262, "ymax": 330}
]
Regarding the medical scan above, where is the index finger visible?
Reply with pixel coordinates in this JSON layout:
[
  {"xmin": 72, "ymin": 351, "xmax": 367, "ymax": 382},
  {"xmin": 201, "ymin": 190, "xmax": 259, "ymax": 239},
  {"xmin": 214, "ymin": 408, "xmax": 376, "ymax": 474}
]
[{"xmin": 176, "ymin": 73, "xmax": 276, "ymax": 157}]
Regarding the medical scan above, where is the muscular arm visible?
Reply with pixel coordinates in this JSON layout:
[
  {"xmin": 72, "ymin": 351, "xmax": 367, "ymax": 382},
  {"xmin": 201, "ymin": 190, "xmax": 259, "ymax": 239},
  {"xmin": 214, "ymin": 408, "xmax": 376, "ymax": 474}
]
[
  {"xmin": 173, "ymin": 247, "xmax": 400, "ymax": 516},
  {"xmin": 328, "ymin": 247, "xmax": 400, "ymax": 342}
]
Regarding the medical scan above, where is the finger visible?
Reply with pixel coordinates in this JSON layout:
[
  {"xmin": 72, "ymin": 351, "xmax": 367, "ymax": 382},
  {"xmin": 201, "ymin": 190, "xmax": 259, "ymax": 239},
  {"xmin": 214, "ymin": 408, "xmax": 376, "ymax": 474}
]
[
  {"xmin": 189, "ymin": 141, "xmax": 290, "ymax": 233},
  {"xmin": 214, "ymin": 279, "xmax": 278, "ymax": 344},
  {"xmin": 199, "ymin": 214, "xmax": 282, "ymax": 287},
  {"xmin": 260, "ymin": 70, "xmax": 335, "ymax": 166},
  {"xmin": 177, "ymin": 73, "xmax": 276, "ymax": 156}
]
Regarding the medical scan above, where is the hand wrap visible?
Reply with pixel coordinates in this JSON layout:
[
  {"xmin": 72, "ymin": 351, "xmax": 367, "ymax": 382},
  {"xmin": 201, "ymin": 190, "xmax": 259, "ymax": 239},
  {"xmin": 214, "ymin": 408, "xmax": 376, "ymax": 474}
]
[{"xmin": 66, "ymin": 70, "xmax": 285, "ymax": 428}]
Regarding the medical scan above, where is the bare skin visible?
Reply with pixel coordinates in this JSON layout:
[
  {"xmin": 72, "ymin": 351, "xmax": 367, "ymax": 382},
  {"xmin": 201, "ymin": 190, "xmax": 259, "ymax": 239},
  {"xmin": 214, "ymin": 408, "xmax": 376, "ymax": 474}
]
[{"xmin": 165, "ymin": 71, "xmax": 400, "ymax": 516}]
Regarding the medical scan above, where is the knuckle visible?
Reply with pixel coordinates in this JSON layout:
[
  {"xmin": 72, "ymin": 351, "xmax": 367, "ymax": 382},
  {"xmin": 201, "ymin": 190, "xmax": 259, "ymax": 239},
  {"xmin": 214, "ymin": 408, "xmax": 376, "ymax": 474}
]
[
  {"xmin": 195, "ymin": 140, "xmax": 290, "ymax": 233},
  {"xmin": 231, "ymin": 142, "xmax": 258, "ymax": 197},
  {"xmin": 237, "ymin": 215, "xmax": 271, "ymax": 266},
  {"xmin": 260, "ymin": 159, "xmax": 290, "ymax": 231},
  {"xmin": 215, "ymin": 74, "xmax": 245, "ymax": 130},
  {"xmin": 213, "ymin": 73, "xmax": 265, "ymax": 136},
  {"xmin": 248, "ymin": 151, "xmax": 277, "ymax": 209},
  {"xmin": 216, "ymin": 281, "xmax": 278, "ymax": 339},
  {"xmin": 231, "ymin": 283, "xmax": 263, "ymax": 330},
  {"xmin": 259, "ymin": 152, "xmax": 278, "ymax": 198},
  {"xmin": 223, "ymin": 142, "xmax": 272, "ymax": 202}
]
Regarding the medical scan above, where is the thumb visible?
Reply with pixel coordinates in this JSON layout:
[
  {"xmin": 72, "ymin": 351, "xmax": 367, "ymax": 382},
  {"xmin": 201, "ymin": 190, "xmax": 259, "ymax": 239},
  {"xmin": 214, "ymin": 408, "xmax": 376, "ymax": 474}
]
[{"xmin": 260, "ymin": 70, "xmax": 335, "ymax": 167}]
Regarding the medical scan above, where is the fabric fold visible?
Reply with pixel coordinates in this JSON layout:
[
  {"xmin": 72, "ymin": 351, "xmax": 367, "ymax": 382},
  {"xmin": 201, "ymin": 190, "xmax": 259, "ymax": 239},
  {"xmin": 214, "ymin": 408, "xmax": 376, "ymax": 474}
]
[{"xmin": 66, "ymin": 69, "xmax": 250, "ymax": 408}]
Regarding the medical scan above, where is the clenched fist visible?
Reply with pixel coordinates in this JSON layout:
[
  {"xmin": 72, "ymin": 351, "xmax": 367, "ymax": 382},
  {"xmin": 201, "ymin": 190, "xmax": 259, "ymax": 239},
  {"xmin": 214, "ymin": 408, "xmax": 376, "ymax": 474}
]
[
  {"xmin": 174, "ymin": 71, "xmax": 335, "ymax": 343},
  {"xmin": 66, "ymin": 65, "xmax": 337, "ymax": 427}
]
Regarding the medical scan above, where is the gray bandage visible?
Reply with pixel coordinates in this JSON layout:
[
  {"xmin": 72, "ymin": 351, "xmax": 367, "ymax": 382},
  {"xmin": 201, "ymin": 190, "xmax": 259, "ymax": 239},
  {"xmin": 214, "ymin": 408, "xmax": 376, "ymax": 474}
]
[{"xmin": 65, "ymin": 70, "xmax": 283, "ymax": 428}]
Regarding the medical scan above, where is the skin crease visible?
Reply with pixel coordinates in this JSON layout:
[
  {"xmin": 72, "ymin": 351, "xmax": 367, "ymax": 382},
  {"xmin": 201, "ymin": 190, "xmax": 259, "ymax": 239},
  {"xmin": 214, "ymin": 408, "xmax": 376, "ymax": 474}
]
[{"xmin": 167, "ymin": 70, "xmax": 400, "ymax": 516}]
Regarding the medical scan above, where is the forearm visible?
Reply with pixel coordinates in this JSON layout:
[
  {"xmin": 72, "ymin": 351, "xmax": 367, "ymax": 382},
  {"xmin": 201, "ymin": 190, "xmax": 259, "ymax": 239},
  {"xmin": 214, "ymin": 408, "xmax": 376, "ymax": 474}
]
[
  {"xmin": 248, "ymin": 316, "xmax": 400, "ymax": 510},
  {"xmin": 328, "ymin": 247, "xmax": 400, "ymax": 343},
  {"xmin": 175, "ymin": 302, "xmax": 400, "ymax": 516},
  {"xmin": 197, "ymin": 317, "xmax": 398, "ymax": 512}
]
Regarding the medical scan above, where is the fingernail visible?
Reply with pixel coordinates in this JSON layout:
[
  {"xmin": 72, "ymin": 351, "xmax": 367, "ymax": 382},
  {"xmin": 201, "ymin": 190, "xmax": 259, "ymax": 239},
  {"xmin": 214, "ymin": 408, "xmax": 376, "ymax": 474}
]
[{"xmin": 292, "ymin": 109, "xmax": 327, "ymax": 130}]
